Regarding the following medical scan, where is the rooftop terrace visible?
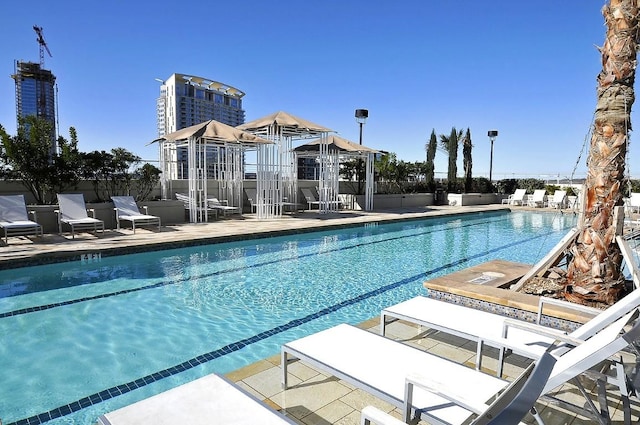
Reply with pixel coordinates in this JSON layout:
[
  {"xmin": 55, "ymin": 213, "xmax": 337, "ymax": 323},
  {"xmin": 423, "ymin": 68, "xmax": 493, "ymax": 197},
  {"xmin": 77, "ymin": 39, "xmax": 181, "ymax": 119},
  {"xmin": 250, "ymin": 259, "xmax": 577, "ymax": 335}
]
[{"xmin": 0, "ymin": 204, "xmax": 637, "ymax": 424}]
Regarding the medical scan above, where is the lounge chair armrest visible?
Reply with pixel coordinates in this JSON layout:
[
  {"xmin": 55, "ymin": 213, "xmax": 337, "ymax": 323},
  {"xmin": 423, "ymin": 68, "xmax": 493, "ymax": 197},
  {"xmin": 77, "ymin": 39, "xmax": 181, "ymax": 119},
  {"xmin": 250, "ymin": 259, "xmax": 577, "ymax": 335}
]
[
  {"xmin": 87, "ymin": 208, "xmax": 96, "ymax": 218},
  {"xmin": 537, "ymin": 297, "xmax": 600, "ymax": 324},
  {"xmin": 28, "ymin": 209, "xmax": 38, "ymax": 222},
  {"xmin": 502, "ymin": 319, "xmax": 584, "ymax": 346},
  {"xmin": 360, "ymin": 406, "xmax": 406, "ymax": 425},
  {"xmin": 142, "ymin": 206, "xmax": 149, "ymax": 214},
  {"xmin": 405, "ymin": 373, "xmax": 487, "ymax": 416}
]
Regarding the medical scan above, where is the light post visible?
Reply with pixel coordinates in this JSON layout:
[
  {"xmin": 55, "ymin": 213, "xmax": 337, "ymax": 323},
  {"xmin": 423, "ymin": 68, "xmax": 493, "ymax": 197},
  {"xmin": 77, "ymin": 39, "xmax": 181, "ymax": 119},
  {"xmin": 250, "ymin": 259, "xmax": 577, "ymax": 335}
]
[
  {"xmin": 355, "ymin": 109, "xmax": 368, "ymax": 194},
  {"xmin": 487, "ymin": 130, "xmax": 498, "ymax": 183}
]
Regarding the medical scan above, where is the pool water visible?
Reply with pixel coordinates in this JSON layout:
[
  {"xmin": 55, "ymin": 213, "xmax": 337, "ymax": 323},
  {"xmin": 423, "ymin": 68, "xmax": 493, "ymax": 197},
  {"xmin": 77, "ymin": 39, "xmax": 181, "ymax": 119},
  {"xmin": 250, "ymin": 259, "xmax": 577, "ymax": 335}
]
[{"xmin": 0, "ymin": 210, "xmax": 577, "ymax": 425}]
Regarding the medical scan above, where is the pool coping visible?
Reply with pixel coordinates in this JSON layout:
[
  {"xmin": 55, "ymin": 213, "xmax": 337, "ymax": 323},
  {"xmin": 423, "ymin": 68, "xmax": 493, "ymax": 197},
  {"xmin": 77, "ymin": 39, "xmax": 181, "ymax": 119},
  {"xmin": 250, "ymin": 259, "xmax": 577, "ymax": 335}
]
[{"xmin": 424, "ymin": 260, "xmax": 594, "ymax": 328}]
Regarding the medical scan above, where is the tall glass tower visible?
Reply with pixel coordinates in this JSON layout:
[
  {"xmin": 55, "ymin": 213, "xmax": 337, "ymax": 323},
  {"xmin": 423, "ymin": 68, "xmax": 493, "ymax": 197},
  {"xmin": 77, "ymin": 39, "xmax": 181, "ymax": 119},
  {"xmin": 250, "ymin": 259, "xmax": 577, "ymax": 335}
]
[{"xmin": 12, "ymin": 60, "xmax": 57, "ymax": 144}]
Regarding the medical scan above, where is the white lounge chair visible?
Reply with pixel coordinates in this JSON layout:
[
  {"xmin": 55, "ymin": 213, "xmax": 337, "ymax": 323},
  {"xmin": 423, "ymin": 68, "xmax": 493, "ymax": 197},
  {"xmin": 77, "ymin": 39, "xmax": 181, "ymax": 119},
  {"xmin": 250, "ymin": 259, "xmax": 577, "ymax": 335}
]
[
  {"xmin": 207, "ymin": 197, "xmax": 240, "ymax": 217},
  {"xmin": 381, "ymin": 289, "xmax": 640, "ymax": 375},
  {"xmin": 283, "ymin": 312, "xmax": 640, "ymax": 425},
  {"xmin": 527, "ymin": 189, "xmax": 547, "ymax": 208},
  {"xmin": 176, "ymin": 192, "xmax": 218, "ymax": 221},
  {"xmin": 301, "ymin": 188, "xmax": 321, "ymax": 210},
  {"xmin": 98, "ymin": 373, "xmax": 295, "ymax": 425},
  {"xmin": 56, "ymin": 193, "xmax": 105, "ymax": 238},
  {"xmin": 0, "ymin": 194, "xmax": 43, "ymax": 243},
  {"xmin": 301, "ymin": 188, "xmax": 342, "ymax": 211},
  {"xmin": 547, "ymin": 190, "xmax": 567, "ymax": 209},
  {"xmin": 245, "ymin": 188, "xmax": 258, "ymax": 213},
  {"xmin": 283, "ymin": 323, "xmax": 557, "ymax": 425},
  {"xmin": 111, "ymin": 196, "xmax": 161, "ymax": 233},
  {"xmin": 502, "ymin": 188, "xmax": 527, "ymax": 206}
]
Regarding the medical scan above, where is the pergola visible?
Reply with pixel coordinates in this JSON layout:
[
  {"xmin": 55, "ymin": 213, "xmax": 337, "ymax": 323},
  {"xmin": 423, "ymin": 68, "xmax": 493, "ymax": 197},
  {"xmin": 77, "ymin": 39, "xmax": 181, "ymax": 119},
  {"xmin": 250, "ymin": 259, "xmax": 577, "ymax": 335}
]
[
  {"xmin": 294, "ymin": 135, "xmax": 379, "ymax": 211},
  {"xmin": 152, "ymin": 120, "xmax": 271, "ymax": 223},
  {"xmin": 238, "ymin": 111, "xmax": 334, "ymax": 218}
]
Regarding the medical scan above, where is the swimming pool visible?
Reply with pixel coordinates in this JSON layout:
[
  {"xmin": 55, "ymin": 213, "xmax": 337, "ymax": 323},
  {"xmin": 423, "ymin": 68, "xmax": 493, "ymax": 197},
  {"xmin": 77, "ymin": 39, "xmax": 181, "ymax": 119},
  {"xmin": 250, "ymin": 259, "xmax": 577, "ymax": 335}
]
[{"xmin": 0, "ymin": 210, "xmax": 577, "ymax": 425}]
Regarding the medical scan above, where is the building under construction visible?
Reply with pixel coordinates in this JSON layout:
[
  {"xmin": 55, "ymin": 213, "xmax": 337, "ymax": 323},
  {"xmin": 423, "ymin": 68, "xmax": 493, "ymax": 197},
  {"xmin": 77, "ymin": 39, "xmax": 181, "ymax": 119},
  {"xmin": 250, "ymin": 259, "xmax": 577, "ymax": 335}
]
[
  {"xmin": 12, "ymin": 61, "xmax": 57, "ymax": 137},
  {"xmin": 11, "ymin": 26, "xmax": 57, "ymax": 147}
]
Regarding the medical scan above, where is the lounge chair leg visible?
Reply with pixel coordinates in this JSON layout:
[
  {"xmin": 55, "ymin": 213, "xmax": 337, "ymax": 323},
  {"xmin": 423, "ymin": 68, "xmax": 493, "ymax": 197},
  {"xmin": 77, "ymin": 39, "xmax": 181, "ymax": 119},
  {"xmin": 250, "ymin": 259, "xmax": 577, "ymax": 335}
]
[
  {"xmin": 281, "ymin": 351, "xmax": 288, "ymax": 389},
  {"xmin": 530, "ymin": 407, "xmax": 545, "ymax": 425},
  {"xmin": 475, "ymin": 340, "xmax": 484, "ymax": 371},
  {"xmin": 571, "ymin": 377, "xmax": 609, "ymax": 425}
]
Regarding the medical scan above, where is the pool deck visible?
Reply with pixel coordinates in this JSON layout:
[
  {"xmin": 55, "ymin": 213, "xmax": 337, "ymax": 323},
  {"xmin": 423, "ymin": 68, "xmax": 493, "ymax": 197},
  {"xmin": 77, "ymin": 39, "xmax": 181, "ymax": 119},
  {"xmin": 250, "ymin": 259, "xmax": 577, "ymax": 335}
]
[{"xmin": 2, "ymin": 204, "xmax": 637, "ymax": 424}]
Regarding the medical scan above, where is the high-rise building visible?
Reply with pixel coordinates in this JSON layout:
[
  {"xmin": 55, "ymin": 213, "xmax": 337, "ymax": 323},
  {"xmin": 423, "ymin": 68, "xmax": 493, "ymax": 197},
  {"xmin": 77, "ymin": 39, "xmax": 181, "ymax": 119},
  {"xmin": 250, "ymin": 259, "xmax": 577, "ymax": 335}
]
[
  {"xmin": 156, "ymin": 73, "xmax": 246, "ymax": 178},
  {"xmin": 12, "ymin": 60, "xmax": 57, "ymax": 144}
]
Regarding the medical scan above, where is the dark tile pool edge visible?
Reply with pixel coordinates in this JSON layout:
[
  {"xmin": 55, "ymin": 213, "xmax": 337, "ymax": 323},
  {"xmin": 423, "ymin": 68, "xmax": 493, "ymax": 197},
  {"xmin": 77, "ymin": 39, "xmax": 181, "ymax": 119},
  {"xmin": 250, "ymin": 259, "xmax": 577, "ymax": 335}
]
[
  {"xmin": 0, "ymin": 209, "xmax": 508, "ymax": 271},
  {"xmin": 428, "ymin": 289, "xmax": 582, "ymax": 332}
]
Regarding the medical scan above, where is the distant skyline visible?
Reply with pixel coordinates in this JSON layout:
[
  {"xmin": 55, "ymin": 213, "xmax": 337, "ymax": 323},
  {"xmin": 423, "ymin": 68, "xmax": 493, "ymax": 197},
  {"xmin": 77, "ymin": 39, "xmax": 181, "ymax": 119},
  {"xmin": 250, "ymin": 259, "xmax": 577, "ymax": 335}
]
[{"xmin": 1, "ymin": 0, "xmax": 637, "ymax": 180}]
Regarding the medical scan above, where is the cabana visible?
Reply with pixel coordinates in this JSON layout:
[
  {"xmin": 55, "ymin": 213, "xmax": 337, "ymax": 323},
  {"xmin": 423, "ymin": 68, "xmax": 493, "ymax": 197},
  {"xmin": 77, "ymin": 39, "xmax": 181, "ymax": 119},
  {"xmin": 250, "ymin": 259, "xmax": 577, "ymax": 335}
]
[
  {"xmin": 152, "ymin": 120, "xmax": 271, "ymax": 223},
  {"xmin": 294, "ymin": 135, "xmax": 378, "ymax": 211},
  {"xmin": 238, "ymin": 111, "xmax": 334, "ymax": 218}
]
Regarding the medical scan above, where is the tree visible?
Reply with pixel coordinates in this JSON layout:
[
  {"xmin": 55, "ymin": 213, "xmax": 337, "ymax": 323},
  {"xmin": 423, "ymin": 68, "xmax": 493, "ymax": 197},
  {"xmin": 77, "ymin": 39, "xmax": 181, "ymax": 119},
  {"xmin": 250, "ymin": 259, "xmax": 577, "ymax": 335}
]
[
  {"xmin": 81, "ymin": 148, "xmax": 141, "ymax": 202},
  {"xmin": 462, "ymin": 128, "xmax": 473, "ymax": 193},
  {"xmin": 0, "ymin": 116, "xmax": 81, "ymax": 204},
  {"xmin": 440, "ymin": 127, "xmax": 463, "ymax": 192},
  {"xmin": 563, "ymin": 0, "xmax": 639, "ymax": 306},
  {"xmin": 425, "ymin": 129, "xmax": 437, "ymax": 191},
  {"xmin": 134, "ymin": 163, "xmax": 161, "ymax": 201}
]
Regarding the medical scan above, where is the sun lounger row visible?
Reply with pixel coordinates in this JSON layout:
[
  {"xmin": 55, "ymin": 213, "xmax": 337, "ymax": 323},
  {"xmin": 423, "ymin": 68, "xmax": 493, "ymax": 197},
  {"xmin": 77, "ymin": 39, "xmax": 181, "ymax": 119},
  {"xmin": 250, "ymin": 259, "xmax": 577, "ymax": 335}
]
[
  {"xmin": 97, "ymin": 288, "xmax": 640, "ymax": 424},
  {"xmin": 283, "ymin": 303, "xmax": 640, "ymax": 424},
  {"xmin": 0, "ymin": 194, "xmax": 161, "ymax": 242},
  {"xmin": 503, "ymin": 189, "xmax": 569, "ymax": 209}
]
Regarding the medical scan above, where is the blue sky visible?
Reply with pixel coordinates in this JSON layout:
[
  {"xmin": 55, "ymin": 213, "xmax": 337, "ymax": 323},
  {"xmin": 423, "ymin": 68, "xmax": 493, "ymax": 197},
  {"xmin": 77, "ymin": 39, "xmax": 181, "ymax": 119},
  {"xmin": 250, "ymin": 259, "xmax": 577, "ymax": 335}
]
[{"xmin": 0, "ymin": 0, "xmax": 633, "ymax": 181}]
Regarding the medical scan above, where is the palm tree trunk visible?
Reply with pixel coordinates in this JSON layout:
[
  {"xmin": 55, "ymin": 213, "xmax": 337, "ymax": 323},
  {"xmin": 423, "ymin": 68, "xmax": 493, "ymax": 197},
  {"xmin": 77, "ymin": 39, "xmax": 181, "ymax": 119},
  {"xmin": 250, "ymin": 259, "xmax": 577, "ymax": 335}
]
[{"xmin": 564, "ymin": 0, "xmax": 639, "ymax": 306}]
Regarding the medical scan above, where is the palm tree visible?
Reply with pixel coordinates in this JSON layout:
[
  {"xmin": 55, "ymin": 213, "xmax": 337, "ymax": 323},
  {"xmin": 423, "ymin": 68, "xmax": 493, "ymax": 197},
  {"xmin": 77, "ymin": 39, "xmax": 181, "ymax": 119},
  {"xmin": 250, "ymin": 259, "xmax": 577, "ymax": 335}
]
[
  {"xmin": 563, "ymin": 0, "xmax": 639, "ymax": 306},
  {"xmin": 440, "ymin": 127, "xmax": 463, "ymax": 192}
]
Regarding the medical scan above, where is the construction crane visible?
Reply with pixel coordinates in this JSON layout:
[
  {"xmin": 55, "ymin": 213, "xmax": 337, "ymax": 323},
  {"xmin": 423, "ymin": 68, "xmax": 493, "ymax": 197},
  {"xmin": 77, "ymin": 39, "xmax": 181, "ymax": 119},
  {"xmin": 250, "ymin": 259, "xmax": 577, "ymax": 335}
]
[{"xmin": 33, "ymin": 25, "xmax": 52, "ymax": 67}]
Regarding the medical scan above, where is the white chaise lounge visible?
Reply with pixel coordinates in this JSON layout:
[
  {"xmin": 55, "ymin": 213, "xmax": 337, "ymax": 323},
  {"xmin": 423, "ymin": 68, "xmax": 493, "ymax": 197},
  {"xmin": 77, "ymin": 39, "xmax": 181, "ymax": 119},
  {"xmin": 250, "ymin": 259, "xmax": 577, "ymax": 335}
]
[
  {"xmin": 207, "ymin": 197, "xmax": 240, "ymax": 217},
  {"xmin": 112, "ymin": 196, "xmax": 161, "ymax": 233},
  {"xmin": 0, "ymin": 194, "xmax": 43, "ymax": 243},
  {"xmin": 547, "ymin": 190, "xmax": 567, "ymax": 209},
  {"xmin": 381, "ymin": 289, "xmax": 640, "ymax": 375},
  {"xmin": 282, "ymin": 323, "xmax": 555, "ymax": 425},
  {"xmin": 56, "ymin": 193, "xmax": 105, "ymax": 238},
  {"xmin": 528, "ymin": 189, "xmax": 547, "ymax": 208},
  {"xmin": 502, "ymin": 188, "xmax": 527, "ymax": 206},
  {"xmin": 97, "ymin": 373, "xmax": 295, "ymax": 425}
]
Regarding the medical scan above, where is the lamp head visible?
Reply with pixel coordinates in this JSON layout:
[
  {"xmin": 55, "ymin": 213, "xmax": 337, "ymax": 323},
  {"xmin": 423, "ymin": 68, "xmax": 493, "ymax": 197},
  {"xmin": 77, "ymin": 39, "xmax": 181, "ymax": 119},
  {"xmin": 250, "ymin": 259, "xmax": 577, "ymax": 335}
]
[
  {"xmin": 488, "ymin": 130, "xmax": 498, "ymax": 139},
  {"xmin": 355, "ymin": 109, "xmax": 369, "ymax": 124}
]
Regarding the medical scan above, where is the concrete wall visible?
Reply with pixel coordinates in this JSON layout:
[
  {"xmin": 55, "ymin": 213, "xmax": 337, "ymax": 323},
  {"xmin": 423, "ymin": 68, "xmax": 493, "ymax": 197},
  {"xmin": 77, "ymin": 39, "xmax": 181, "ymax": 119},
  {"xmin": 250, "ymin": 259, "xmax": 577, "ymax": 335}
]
[
  {"xmin": 0, "ymin": 181, "xmax": 163, "ymax": 204},
  {"xmin": 447, "ymin": 193, "xmax": 500, "ymax": 206},
  {"xmin": 362, "ymin": 193, "xmax": 435, "ymax": 210}
]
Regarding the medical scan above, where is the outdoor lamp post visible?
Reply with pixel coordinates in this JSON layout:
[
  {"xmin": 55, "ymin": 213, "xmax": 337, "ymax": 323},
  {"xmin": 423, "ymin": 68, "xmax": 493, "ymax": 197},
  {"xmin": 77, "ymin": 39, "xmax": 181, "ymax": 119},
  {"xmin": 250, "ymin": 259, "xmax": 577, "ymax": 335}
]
[
  {"xmin": 487, "ymin": 130, "xmax": 498, "ymax": 183},
  {"xmin": 355, "ymin": 109, "xmax": 368, "ymax": 194},
  {"xmin": 355, "ymin": 109, "xmax": 368, "ymax": 144}
]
